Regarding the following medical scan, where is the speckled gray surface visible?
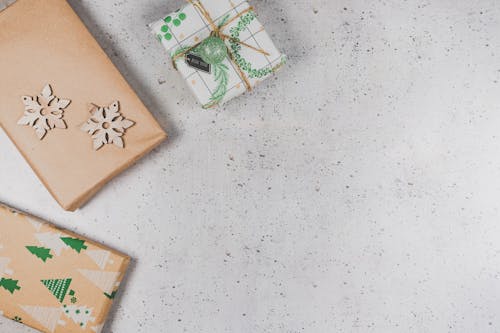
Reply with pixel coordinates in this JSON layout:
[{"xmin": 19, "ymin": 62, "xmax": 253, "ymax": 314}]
[{"xmin": 2, "ymin": 0, "xmax": 500, "ymax": 332}]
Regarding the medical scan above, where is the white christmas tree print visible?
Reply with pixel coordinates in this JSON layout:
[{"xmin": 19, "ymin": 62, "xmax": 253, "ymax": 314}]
[
  {"xmin": 26, "ymin": 216, "xmax": 43, "ymax": 231},
  {"xmin": 86, "ymin": 250, "xmax": 114, "ymax": 270},
  {"xmin": 78, "ymin": 269, "xmax": 120, "ymax": 294},
  {"xmin": 0, "ymin": 257, "xmax": 13, "ymax": 277},
  {"xmin": 92, "ymin": 323, "xmax": 105, "ymax": 333},
  {"xmin": 21, "ymin": 305, "xmax": 65, "ymax": 333},
  {"xmin": 35, "ymin": 232, "xmax": 67, "ymax": 256},
  {"xmin": 62, "ymin": 304, "xmax": 95, "ymax": 329}
]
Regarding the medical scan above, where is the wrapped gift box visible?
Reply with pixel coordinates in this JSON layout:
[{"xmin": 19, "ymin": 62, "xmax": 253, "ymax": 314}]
[
  {"xmin": 150, "ymin": 0, "xmax": 286, "ymax": 108},
  {"xmin": 0, "ymin": 0, "xmax": 167, "ymax": 211},
  {"xmin": 0, "ymin": 203, "xmax": 130, "ymax": 333}
]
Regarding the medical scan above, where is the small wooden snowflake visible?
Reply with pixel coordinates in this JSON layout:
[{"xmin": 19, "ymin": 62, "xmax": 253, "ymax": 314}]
[
  {"xmin": 17, "ymin": 84, "xmax": 71, "ymax": 140},
  {"xmin": 81, "ymin": 101, "xmax": 135, "ymax": 151}
]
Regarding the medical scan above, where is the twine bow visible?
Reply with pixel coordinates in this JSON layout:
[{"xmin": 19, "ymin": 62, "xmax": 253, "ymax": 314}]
[{"xmin": 171, "ymin": 0, "xmax": 271, "ymax": 108}]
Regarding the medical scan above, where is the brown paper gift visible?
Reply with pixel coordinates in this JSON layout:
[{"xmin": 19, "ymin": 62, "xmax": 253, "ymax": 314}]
[
  {"xmin": 0, "ymin": 0, "xmax": 167, "ymax": 211},
  {"xmin": 0, "ymin": 203, "xmax": 130, "ymax": 333}
]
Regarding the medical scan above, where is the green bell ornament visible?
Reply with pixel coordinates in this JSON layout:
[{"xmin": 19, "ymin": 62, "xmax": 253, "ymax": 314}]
[{"xmin": 198, "ymin": 35, "xmax": 228, "ymax": 65}]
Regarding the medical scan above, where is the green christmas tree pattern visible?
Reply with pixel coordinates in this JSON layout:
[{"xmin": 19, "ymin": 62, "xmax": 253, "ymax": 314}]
[
  {"xmin": 60, "ymin": 237, "xmax": 87, "ymax": 253},
  {"xmin": 26, "ymin": 246, "xmax": 53, "ymax": 262},
  {"xmin": 104, "ymin": 290, "xmax": 117, "ymax": 299},
  {"xmin": 41, "ymin": 278, "xmax": 72, "ymax": 303},
  {"xmin": 0, "ymin": 278, "xmax": 21, "ymax": 294}
]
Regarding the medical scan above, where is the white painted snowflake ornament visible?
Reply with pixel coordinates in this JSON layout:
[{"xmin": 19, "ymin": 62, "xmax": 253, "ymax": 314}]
[
  {"xmin": 81, "ymin": 101, "xmax": 135, "ymax": 150},
  {"xmin": 17, "ymin": 84, "xmax": 71, "ymax": 140}
]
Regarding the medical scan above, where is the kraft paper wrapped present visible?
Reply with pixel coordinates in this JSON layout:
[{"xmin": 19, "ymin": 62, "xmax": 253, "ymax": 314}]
[
  {"xmin": 150, "ymin": 0, "xmax": 287, "ymax": 108},
  {"xmin": 0, "ymin": 204, "xmax": 130, "ymax": 333},
  {"xmin": 0, "ymin": 0, "xmax": 167, "ymax": 211}
]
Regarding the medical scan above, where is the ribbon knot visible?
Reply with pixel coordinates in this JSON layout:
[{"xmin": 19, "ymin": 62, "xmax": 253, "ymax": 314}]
[{"xmin": 172, "ymin": 0, "xmax": 273, "ymax": 108}]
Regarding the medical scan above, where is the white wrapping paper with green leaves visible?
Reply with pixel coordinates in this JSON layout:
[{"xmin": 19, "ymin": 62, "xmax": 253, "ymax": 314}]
[{"xmin": 150, "ymin": 0, "xmax": 286, "ymax": 108}]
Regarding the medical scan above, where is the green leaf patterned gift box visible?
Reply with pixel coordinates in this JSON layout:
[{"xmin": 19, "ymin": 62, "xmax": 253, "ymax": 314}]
[{"xmin": 150, "ymin": 0, "xmax": 286, "ymax": 109}]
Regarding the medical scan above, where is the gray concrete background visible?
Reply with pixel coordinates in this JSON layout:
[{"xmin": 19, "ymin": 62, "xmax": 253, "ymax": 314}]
[{"xmin": 2, "ymin": 0, "xmax": 500, "ymax": 332}]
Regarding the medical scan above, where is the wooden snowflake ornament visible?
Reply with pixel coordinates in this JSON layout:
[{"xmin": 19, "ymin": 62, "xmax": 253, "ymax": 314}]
[
  {"xmin": 17, "ymin": 84, "xmax": 71, "ymax": 140},
  {"xmin": 81, "ymin": 101, "xmax": 135, "ymax": 151}
]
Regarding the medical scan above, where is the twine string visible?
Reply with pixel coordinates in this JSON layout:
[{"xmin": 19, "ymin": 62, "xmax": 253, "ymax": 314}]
[{"xmin": 174, "ymin": 0, "xmax": 271, "ymax": 96}]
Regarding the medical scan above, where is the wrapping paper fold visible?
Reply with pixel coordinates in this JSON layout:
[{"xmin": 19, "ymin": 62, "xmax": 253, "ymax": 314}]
[
  {"xmin": 0, "ymin": 0, "xmax": 16, "ymax": 11},
  {"xmin": 0, "ymin": 203, "xmax": 130, "ymax": 333},
  {"xmin": 150, "ymin": 0, "xmax": 286, "ymax": 108},
  {"xmin": 0, "ymin": 0, "xmax": 167, "ymax": 211}
]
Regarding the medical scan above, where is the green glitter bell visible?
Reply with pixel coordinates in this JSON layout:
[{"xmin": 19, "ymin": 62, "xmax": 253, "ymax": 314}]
[{"xmin": 198, "ymin": 35, "xmax": 228, "ymax": 65}]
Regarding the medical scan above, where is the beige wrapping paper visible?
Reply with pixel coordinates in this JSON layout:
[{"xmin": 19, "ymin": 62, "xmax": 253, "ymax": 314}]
[
  {"xmin": 0, "ymin": 203, "xmax": 130, "ymax": 333},
  {"xmin": 0, "ymin": 0, "xmax": 167, "ymax": 211}
]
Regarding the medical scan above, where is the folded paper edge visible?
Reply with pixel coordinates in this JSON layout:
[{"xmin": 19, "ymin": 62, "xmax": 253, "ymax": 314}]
[
  {"xmin": 0, "ymin": 0, "xmax": 17, "ymax": 12},
  {"xmin": 65, "ymin": 131, "xmax": 167, "ymax": 211},
  {"xmin": 94, "ymin": 255, "xmax": 131, "ymax": 332},
  {"xmin": 0, "ymin": 100, "xmax": 167, "ymax": 212},
  {"xmin": 0, "ymin": 202, "xmax": 131, "ymax": 261}
]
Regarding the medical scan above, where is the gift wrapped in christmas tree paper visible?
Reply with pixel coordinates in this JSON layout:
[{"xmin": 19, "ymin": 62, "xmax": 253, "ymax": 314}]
[
  {"xmin": 150, "ymin": 0, "xmax": 286, "ymax": 108},
  {"xmin": 0, "ymin": 203, "xmax": 130, "ymax": 333},
  {"xmin": 0, "ymin": 0, "xmax": 167, "ymax": 211}
]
